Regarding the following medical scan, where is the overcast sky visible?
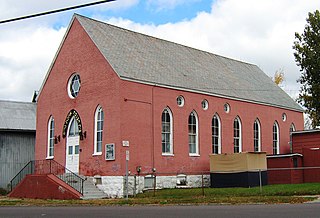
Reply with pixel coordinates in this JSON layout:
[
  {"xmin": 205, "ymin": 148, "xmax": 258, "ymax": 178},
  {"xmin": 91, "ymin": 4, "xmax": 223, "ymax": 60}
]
[{"xmin": 0, "ymin": 0, "xmax": 319, "ymax": 102}]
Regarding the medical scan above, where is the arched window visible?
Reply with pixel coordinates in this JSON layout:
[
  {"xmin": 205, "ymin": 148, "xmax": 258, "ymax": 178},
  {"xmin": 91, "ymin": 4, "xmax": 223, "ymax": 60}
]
[
  {"xmin": 68, "ymin": 116, "xmax": 79, "ymax": 137},
  {"xmin": 273, "ymin": 121, "xmax": 280, "ymax": 154},
  {"xmin": 289, "ymin": 123, "xmax": 296, "ymax": 153},
  {"xmin": 253, "ymin": 119, "xmax": 261, "ymax": 152},
  {"xmin": 47, "ymin": 116, "xmax": 55, "ymax": 158},
  {"xmin": 94, "ymin": 106, "xmax": 104, "ymax": 154},
  {"xmin": 188, "ymin": 111, "xmax": 199, "ymax": 155},
  {"xmin": 212, "ymin": 114, "xmax": 221, "ymax": 154},
  {"xmin": 161, "ymin": 108, "xmax": 173, "ymax": 155},
  {"xmin": 290, "ymin": 123, "xmax": 296, "ymax": 133},
  {"xmin": 234, "ymin": 117, "xmax": 242, "ymax": 153}
]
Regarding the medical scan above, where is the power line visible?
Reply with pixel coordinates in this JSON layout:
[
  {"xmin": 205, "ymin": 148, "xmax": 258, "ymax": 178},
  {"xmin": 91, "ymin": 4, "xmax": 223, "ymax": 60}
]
[{"xmin": 0, "ymin": 0, "xmax": 116, "ymax": 25}]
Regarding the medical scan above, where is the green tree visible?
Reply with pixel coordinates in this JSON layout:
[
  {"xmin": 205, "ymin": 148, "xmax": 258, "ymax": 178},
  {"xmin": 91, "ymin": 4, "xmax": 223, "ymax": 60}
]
[{"xmin": 293, "ymin": 10, "xmax": 320, "ymax": 128}]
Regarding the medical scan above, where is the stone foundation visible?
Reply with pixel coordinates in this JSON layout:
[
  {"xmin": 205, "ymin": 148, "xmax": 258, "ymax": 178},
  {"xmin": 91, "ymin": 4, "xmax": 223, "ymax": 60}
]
[{"xmin": 91, "ymin": 174, "xmax": 210, "ymax": 198}]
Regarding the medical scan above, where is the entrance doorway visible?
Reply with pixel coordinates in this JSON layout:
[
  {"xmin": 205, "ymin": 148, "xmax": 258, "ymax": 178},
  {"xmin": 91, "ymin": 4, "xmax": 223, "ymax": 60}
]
[{"xmin": 66, "ymin": 116, "xmax": 80, "ymax": 173}]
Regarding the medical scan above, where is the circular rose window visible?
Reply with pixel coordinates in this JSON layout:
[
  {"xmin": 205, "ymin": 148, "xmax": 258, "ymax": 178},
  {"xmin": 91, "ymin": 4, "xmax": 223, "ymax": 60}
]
[{"xmin": 68, "ymin": 74, "xmax": 81, "ymax": 99}]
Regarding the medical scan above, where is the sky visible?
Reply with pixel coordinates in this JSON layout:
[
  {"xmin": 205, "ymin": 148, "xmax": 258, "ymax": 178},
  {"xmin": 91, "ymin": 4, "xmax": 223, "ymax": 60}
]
[{"xmin": 0, "ymin": 0, "xmax": 319, "ymax": 102}]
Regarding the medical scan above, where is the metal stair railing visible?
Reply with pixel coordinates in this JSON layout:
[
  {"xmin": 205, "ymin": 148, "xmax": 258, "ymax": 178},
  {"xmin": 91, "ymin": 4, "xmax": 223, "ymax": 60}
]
[
  {"xmin": 10, "ymin": 159, "xmax": 85, "ymax": 195},
  {"xmin": 10, "ymin": 160, "xmax": 35, "ymax": 192}
]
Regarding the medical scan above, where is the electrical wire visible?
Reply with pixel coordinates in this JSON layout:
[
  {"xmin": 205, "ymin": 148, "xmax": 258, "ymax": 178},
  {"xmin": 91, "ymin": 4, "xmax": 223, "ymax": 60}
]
[{"xmin": 0, "ymin": 0, "xmax": 116, "ymax": 24}]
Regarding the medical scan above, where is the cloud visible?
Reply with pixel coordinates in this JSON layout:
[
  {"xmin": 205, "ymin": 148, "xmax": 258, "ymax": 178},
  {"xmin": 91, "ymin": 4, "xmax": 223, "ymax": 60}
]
[
  {"xmin": 0, "ymin": 26, "xmax": 66, "ymax": 101},
  {"xmin": 146, "ymin": 0, "xmax": 201, "ymax": 11},
  {"xmin": 1, "ymin": 0, "xmax": 320, "ymax": 101},
  {"xmin": 106, "ymin": 0, "xmax": 320, "ymax": 98}
]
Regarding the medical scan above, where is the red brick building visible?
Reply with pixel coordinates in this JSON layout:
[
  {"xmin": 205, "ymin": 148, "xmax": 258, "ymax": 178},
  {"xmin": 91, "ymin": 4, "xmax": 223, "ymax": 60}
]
[
  {"xmin": 267, "ymin": 129, "xmax": 320, "ymax": 185},
  {"xmin": 292, "ymin": 130, "xmax": 320, "ymax": 183},
  {"xmin": 35, "ymin": 14, "xmax": 304, "ymax": 197}
]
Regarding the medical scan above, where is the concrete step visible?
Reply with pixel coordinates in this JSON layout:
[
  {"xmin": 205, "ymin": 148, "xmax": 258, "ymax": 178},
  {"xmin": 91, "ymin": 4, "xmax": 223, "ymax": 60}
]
[
  {"xmin": 56, "ymin": 174, "xmax": 108, "ymax": 199},
  {"xmin": 81, "ymin": 177, "xmax": 108, "ymax": 200}
]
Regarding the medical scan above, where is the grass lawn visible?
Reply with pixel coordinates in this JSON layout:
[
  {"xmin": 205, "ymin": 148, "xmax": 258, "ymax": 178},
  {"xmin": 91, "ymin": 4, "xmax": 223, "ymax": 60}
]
[{"xmin": 1, "ymin": 183, "xmax": 320, "ymax": 206}]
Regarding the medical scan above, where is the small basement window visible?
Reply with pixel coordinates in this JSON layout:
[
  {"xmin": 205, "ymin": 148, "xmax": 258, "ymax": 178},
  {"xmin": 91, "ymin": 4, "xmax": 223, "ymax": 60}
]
[
  {"xmin": 144, "ymin": 175, "xmax": 155, "ymax": 189},
  {"xmin": 176, "ymin": 174, "xmax": 187, "ymax": 186},
  {"xmin": 94, "ymin": 175, "xmax": 102, "ymax": 185}
]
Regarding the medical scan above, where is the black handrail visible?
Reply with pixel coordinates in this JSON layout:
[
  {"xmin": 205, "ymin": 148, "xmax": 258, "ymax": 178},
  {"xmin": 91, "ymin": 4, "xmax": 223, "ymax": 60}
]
[
  {"xmin": 10, "ymin": 159, "xmax": 85, "ymax": 195},
  {"xmin": 10, "ymin": 161, "xmax": 34, "ymax": 192}
]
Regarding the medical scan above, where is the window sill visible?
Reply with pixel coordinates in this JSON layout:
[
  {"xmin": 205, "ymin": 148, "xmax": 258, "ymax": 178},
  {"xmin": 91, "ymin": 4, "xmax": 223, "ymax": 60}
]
[
  {"xmin": 189, "ymin": 154, "xmax": 200, "ymax": 157},
  {"xmin": 106, "ymin": 158, "xmax": 115, "ymax": 161},
  {"xmin": 162, "ymin": 153, "xmax": 174, "ymax": 157},
  {"xmin": 46, "ymin": 156, "xmax": 54, "ymax": 160},
  {"xmin": 92, "ymin": 152, "xmax": 102, "ymax": 156}
]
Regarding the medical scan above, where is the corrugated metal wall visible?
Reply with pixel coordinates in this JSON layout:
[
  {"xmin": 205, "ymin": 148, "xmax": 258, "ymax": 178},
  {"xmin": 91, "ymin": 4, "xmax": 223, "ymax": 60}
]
[{"xmin": 0, "ymin": 131, "xmax": 35, "ymax": 190}]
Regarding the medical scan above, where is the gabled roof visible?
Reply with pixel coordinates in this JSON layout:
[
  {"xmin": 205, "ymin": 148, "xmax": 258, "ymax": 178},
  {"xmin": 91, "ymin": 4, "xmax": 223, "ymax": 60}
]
[
  {"xmin": 41, "ymin": 14, "xmax": 303, "ymax": 112},
  {"xmin": 0, "ymin": 100, "xmax": 36, "ymax": 131}
]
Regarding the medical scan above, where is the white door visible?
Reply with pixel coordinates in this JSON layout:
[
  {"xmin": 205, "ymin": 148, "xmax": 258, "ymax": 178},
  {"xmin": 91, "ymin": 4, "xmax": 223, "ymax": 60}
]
[{"xmin": 66, "ymin": 116, "xmax": 80, "ymax": 173}]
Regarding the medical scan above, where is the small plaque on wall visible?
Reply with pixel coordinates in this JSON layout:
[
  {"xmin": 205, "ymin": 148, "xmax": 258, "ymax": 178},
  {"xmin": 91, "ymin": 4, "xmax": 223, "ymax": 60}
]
[
  {"xmin": 122, "ymin": 140, "xmax": 129, "ymax": 147},
  {"xmin": 105, "ymin": 143, "xmax": 115, "ymax": 160}
]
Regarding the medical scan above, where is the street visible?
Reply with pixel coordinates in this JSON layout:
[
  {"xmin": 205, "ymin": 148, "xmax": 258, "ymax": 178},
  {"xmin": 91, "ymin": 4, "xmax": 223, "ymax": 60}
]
[{"xmin": 1, "ymin": 203, "xmax": 320, "ymax": 218}]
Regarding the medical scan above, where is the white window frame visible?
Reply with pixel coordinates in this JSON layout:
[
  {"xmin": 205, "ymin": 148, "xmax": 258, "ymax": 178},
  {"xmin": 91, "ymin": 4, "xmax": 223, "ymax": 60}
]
[
  {"xmin": 105, "ymin": 143, "xmax": 115, "ymax": 160},
  {"xmin": 233, "ymin": 116, "xmax": 242, "ymax": 153},
  {"xmin": 177, "ymin": 95, "xmax": 185, "ymax": 107},
  {"xmin": 161, "ymin": 107, "xmax": 173, "ymax": 155},
  {"xmin": 212, "ymin": 114, "xmax": 221, "ymax": 154},
  {"xmin": 224, "ymin": 103, "xmax": 230, "ymax": 113},
  {"xmin": 290, "ymin": 123, "xmax": 296, "ymax": 133},
  {"xmin": 253, "ymin": 119, "xmax": 261, "ymax": 152},
  {"xmin": 93, "ymin": 106, "xmax": 104, "ymax": 155},
  {"xmin": 47, "ymin": 116, "xmax": 54, "ymax": 159},
  {"xmin": 188, "ymin": 110, "xmax": 199, "ymax": 156},
  {"xmin": 201, "ymin": 99, "xmax": 209, "ymax": 110},
  {"xmin": 67, "ymin": 73, "xmax": 81, "ymax": 99},
  {"xmin": 273, "ymin": 121, "xmax": 280, "ymax": 155},
  {"xmin": 289, "ymin": 123, "xmax": 296, "ymax": 153}
]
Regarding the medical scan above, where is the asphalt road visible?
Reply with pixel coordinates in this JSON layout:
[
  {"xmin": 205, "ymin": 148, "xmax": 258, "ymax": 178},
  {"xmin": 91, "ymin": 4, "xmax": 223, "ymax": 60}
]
[{"xmin": 1, "ymin": 203, "xmax": 320, "ymax": 218}]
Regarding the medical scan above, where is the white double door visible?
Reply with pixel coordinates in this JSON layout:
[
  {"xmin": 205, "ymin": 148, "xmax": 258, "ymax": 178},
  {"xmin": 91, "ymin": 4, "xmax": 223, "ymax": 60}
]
[{"xmin": 66, "ymin": 135, "xmax": 80, "ymax": 173}]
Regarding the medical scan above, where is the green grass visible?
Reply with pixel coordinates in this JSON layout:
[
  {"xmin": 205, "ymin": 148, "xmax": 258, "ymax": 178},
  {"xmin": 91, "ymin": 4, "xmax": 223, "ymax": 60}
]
[
  {"xmin": 137, "ymin": 183, "xmax": 320, "ymax": 198},
  {"xmin": 1, "ymin": 183, "xmax": 320, "ymax": 206}
]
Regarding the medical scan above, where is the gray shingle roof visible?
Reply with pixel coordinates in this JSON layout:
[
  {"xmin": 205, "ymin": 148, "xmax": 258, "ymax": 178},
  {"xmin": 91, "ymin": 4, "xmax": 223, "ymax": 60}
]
[
  {"xmin": 75, "ymin": 14, "xmax": 302, "ymax": 111},
  {"xmin": 0, "ymin": 100, "xmax": 36, "ymax": 131}
]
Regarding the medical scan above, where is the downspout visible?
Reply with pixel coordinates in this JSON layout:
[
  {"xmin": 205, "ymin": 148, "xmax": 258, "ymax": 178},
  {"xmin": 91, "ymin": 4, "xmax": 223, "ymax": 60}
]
[{"xmin": 151, "ymin": 84, "xmax": 156, "ymax": 171}]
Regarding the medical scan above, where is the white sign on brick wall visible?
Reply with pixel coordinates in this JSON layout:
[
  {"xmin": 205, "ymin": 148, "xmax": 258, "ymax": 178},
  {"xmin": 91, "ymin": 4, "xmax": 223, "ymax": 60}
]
[{"xmin": 122, "ymin": 140, "xmax": 129, "ymax": 147}]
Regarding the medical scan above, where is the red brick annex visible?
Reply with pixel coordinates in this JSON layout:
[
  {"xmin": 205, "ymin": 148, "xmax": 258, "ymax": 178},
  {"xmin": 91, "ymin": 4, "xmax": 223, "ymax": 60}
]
[
  {"xmin": 267, "ymin": 130, "xmax": 320, "ymax": 185},
  {"xmin": 30, "ymin": 14, "xmax": 304, "ymax": 198}
]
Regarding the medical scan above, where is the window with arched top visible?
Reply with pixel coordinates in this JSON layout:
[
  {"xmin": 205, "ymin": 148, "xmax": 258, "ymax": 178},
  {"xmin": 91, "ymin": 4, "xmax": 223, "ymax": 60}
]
[
  {"xmin": 188, "ymin": 111, "xmax": 199, "ymax": 155},
  {"xmin": 273, "ymin": 121, "xmax": 280, "ymax": 154},
  {"xmin": 289, "ymin": 123, "xmax": 296, "ymax": 153},
  {"xmin": 94, "ymin": 106, "xmax": 104, "ymax": 155},
  {"xmin": 290, "ymin": 123, "xmax": 296, "ymax": 133},
  {"xmin": 47, "ymin": 116, "xmax": 55, "ymax": 158},
  {"xmin": 253, "ymin": 119, "xmax": 261, "ymax": 152},
  {"xmin": 68, "ymin": 116, "xmax": 79, "ymax": 137},
  {"xmin": 161, "ymin": 107, "xmax": 173, "ymax": 155},
  {"xmin": 212, "ymin": 114, "xmax": 221, "ymax": 154},
  {"xmin": 234, "ymin": 117, "xmax": 242, "ymax": 153}
]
